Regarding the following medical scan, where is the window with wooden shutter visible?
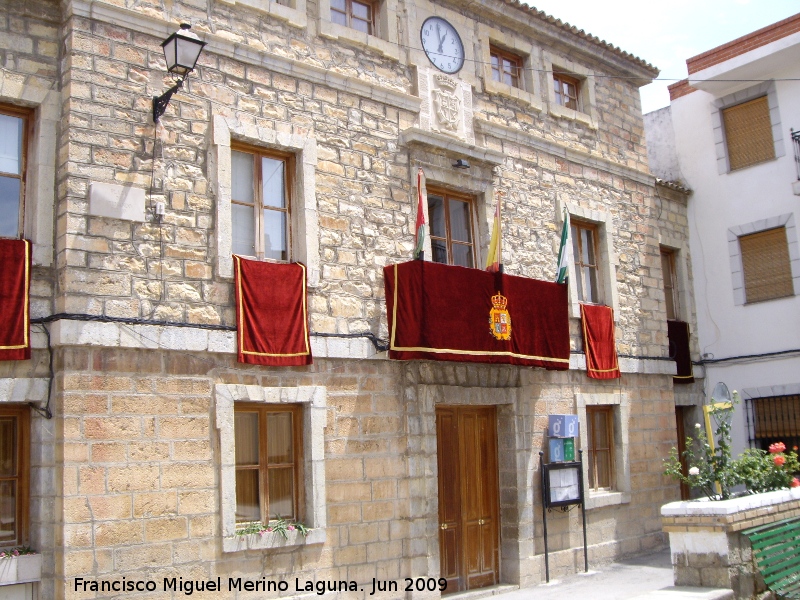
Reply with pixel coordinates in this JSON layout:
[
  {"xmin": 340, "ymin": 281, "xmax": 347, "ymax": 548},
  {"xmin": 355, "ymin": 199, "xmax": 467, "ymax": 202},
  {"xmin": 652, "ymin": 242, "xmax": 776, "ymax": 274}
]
[
  {"xmin": 722, "ymin": 96, "xmax": 775, "ymax": 171},
  {"xmin": 739, "ymin": 227, "xmax": 794, "ymax": 303}
]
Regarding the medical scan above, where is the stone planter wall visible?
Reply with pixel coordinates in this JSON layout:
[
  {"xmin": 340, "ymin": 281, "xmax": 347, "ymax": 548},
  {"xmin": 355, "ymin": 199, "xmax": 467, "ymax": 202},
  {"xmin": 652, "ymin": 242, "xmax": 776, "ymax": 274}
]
[{"xmin": 662, "ymin": 488, "xmax": 800, "ymax": 599}]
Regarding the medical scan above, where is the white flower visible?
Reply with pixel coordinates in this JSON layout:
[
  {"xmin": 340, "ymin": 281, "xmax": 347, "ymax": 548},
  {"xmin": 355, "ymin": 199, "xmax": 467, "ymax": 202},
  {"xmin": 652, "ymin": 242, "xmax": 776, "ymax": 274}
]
[
  {"xmin": 689, "ymin": 467, "xmax": 700, "ymax": 476},
  {"xmin": 695, "ymin": 423, "xmax": 701, "ymax": 429}
]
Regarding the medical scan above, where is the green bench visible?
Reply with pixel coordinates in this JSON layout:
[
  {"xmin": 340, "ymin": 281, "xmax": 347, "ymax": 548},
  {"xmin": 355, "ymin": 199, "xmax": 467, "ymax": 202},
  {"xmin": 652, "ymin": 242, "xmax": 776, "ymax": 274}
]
[{"xmin": 742, "ymin": 516, "xmax": 800, "ymax": 599}]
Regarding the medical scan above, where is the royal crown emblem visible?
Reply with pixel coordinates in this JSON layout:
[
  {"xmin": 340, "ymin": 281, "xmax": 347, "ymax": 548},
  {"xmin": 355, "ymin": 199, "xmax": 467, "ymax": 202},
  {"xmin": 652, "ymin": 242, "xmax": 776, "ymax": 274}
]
[{"xmin": 489, "ymin": 292, "xmax": 511, "ymax": 341}]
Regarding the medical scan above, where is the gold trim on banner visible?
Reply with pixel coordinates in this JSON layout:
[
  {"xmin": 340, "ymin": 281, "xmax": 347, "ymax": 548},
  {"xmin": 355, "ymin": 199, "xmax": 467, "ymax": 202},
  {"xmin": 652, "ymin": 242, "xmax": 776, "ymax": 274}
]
[
  {"xmin": 390, "ymin": 264, "xmax": 569, "ymax": 364},
  {"xmin": 0, "ymin": 240, "xmax": 30, "ymax": 350},
  {"xmin": 235, "ymin": 256, "xmax": 310, "ymax": 357}
]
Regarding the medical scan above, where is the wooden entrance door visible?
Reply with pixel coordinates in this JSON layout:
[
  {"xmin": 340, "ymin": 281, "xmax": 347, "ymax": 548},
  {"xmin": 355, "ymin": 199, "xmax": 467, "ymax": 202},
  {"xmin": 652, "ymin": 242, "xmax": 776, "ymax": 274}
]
[{"xmin": 436, "ymin": 406, "xmax": 500, "ymax": 593}]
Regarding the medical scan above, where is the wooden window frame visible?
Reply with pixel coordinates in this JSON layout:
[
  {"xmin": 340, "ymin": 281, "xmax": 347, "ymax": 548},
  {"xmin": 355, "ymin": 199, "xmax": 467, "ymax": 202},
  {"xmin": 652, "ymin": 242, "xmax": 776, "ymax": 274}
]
[
  {"xmin": 490, "ymin": 45, "xmax": 523, "ymax": 90},
  {"xmin": 234, "ymin": 403, "xmax": 303, "ymax": 525},
  {"xmin": 427, "ymin": 188, "xmax": 476, "ymax": 268},
  {"xmin": 330, "ymin": 0, "xmax": 376, "ymax": 35},
  {"xmin": 571, "ymin": 220, "xmax": 600, "ymax": 304},
  {"xmin": 722, "ymin": 95, "xmax": 775, "ymax": 171},
  {"xmin": 740, "ymin": 227, "xmax": 794, "ymax": 304},
  {"xmin": 553, "ymin": 72, "xmax": 580, "ymax": 111},
  {"xmin": 0, "ymin": 104, "xmax": 31, "ymax": 240},
  {"xmin": 660, "ymin": 248, "xmax": 680, "ymax": 320},
  {"xmin": 0, "ymin": 406, "xmax": 30, "ymax": 548},
  {"xmin": 586, "ymin": 405, "xmax": 614, "ymax": 492},
  {"xmin": 230, "ymin": 142, "xmax": 293, "ymax": 262}
]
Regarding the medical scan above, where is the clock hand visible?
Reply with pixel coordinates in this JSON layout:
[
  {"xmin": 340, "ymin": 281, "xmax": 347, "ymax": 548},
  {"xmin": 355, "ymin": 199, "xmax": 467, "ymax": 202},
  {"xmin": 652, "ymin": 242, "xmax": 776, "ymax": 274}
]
[{"xmin": 438, "ymin": 30, "xmax": 447, "ymax": 54}]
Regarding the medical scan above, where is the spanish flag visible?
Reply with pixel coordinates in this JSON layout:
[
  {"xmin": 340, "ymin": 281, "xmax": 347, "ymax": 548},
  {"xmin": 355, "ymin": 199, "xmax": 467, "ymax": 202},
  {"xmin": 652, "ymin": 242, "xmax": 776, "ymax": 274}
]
[
  {"xmin": 485, "ymin": 194, "xmax": 502, "ymax": 272},
  {"xmin": 413, "ymin": 168, "xmax": 426, "ymax": 260}
]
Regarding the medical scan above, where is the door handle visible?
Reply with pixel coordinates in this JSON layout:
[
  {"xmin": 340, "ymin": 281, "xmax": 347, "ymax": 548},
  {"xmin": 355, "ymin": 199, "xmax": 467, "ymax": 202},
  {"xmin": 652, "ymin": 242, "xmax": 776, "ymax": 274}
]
[
  {"xmin": 478, "ymin": 519, "xmax": 484, "ymax": 525},
  {"xmin": 440, "ymin": 523, "xmax": 448, "ymax": 530}
]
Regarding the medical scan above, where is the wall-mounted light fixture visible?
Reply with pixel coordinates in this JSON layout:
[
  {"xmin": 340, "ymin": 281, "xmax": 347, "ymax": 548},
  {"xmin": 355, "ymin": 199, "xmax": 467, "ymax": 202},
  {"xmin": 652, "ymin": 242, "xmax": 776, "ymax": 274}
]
[
  {"xmin": 152, "ymin": 24, "xmax": 207, "ymax": 123},
  {"xmin": 452, "ymin": 159, "xmax": 470, "ymax": 169}
]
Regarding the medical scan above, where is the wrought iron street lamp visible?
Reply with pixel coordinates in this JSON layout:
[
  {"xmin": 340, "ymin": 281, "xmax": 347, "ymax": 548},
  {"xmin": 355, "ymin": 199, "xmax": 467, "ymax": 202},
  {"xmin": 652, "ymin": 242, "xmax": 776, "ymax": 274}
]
[{"xmin": 152, "ymin": 24, "xmax": 207, "ymax": 123}]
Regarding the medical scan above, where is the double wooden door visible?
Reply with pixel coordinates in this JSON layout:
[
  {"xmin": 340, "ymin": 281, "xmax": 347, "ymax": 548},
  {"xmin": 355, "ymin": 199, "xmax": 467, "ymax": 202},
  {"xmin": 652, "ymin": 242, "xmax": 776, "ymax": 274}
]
[{"xmin": 436, "ymin": 406, "xmax": 500, "ymax": 593}]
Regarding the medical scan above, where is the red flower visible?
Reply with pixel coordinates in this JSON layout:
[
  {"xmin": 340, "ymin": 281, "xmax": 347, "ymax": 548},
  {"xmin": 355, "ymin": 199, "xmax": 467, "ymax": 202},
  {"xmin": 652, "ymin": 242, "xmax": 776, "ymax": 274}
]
[
  {"xmin": 774, "ymin": 455, "xmax": 786, "ymax": 467},
  {"xmin": 769, "ymin": 442, "xmax": 786, "ymax": 454},
  {"xmin": 792, "ymin": 478, "xmax": 800, "ymax": 488}
]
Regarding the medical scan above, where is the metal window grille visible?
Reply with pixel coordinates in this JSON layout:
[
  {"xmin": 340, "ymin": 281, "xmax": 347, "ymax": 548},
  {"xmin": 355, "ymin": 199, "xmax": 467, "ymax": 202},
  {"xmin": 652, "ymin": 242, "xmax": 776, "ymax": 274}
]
[
  {"xmin": 792, "ymin": 128, "xmax": 800, "ymax": 180},
  {"xmin": 745, "ymin": 394, "xmax": 800, "ymax": 451}
]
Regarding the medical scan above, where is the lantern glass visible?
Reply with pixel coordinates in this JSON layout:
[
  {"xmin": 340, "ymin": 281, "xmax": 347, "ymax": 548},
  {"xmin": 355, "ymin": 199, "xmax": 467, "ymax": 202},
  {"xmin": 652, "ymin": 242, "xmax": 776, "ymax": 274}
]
[{"xmin": 160, "ymin": 26, "xmax": 206, "ymax": 77}]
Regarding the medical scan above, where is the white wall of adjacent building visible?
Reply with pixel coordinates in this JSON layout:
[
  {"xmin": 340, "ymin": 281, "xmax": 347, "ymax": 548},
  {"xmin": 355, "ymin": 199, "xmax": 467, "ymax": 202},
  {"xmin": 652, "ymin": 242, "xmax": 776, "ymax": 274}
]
[{"xmin": 646, "ymin": 32, "xmax": 800, "ymax": 457}]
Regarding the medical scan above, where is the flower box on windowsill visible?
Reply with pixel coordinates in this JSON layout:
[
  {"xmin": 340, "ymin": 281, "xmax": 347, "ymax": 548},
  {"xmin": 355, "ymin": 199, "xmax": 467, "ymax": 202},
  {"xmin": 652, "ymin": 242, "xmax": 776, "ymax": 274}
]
[
  {"xmin": 223, "ymin": 528, "xmax": 326, "ymax": 553},
  {"xmin": 0, "ymin": 553, "xmax": 42, "ymax": 586}
]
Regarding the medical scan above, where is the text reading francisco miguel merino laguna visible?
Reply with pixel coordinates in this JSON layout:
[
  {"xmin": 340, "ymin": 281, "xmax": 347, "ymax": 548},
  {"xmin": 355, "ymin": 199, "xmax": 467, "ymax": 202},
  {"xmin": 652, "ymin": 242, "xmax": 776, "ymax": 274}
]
[{"xmin": 74, "ymin": 576, "xmax": 448, "ymax": 595}]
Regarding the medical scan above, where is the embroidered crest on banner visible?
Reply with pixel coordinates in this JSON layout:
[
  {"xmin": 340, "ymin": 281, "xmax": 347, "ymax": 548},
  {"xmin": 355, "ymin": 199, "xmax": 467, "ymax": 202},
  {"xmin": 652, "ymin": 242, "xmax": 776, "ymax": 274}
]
[
  {"xmin": 489, "ymin": 292, "xmax": 512, "ymax": 341},
  {"xmin": 432, "ymin": 74, "xmax": 460, "ymax": 132}
]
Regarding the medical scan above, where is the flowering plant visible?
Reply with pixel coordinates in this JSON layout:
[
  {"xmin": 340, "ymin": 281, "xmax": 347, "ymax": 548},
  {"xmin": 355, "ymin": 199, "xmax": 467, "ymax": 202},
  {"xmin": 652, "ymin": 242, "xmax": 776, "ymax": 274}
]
[
  {"xmin": 235, "ymin": 517, "xmax": 311, "ymax": 540},
  {"xmin": 663, "ymin": 400, "xmax": 738, "ymax": 500},
  {"xmin": 664, "ymin": 393, "xmax": 800, "ymax": 499},
  {"xmin": 0, "ymin": 547, "xmax": 36, "ymax": 559}
]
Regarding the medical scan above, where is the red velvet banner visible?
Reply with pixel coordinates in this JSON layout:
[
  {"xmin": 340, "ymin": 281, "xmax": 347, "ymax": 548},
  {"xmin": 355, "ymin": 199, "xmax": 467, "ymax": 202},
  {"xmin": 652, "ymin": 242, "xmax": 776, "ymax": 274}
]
[
  {"xmin": 580, "ymin": 304, "xmax": 620, "ymax": 379},
  {"xmin": 0, "ymin": 239, "xmax": 31, "ymax": 361},
  {"xmin": 233, "ymin": 257, "xmax": 312, "ymax": 366},
  {"xmin": 667, "ymin": 320, "xmax": 695, "ymax": 384},
  {"xmin": 384, "ymin": 261, "xmax": 569, "ymax": 369}
]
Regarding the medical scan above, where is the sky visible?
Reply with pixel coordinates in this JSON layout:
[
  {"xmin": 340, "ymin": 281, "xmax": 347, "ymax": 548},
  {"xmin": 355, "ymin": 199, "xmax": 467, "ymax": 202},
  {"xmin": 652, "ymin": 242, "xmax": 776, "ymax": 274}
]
[{"xmin": 523, "ymin": 0, "xmax": 800, "ymax": 114}]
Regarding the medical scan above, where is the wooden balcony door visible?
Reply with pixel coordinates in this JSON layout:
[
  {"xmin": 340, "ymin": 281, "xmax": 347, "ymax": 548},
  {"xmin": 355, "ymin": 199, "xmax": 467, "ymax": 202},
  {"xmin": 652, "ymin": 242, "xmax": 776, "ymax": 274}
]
[{"xmin": 436, "ymin": 406, "xmax": 500, "ymax": 593}]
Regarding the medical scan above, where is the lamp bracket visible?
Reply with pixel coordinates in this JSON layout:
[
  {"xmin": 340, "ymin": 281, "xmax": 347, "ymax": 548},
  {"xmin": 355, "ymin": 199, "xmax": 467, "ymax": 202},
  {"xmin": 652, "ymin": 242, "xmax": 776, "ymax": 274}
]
[{"xmin": 152, "ymin": 78, "xmax": 185, "ymax": 124}]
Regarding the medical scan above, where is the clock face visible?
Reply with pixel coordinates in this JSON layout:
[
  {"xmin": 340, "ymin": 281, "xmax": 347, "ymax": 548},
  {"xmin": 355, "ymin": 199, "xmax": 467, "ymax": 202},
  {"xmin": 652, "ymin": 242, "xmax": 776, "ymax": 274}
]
[{"xmin": 420, "ymin": 17, "xmax": 465, "ymax": 74}]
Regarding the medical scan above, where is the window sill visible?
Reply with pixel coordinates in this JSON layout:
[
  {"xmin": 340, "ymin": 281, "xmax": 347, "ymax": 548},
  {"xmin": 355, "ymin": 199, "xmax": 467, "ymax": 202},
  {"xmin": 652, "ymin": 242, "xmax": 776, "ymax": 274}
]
[
  {"xmin": 318, "ymin": 20, "xmax": 400, "ymax": 61},
  {"xmin": 548, "ymin": 103, "xmax": 597, "ymax": 129},
  {"xmin": 484, "ymin": 78, "xmax": 542, "ymax": 112},
  {"xmin": 0, "ymin": 554, "xmax": 42, "ymax": 586},
  {"xmin": 585, "ymin": 491, "xmax": 630, "ymax": 510},
  {"xmin": 222, "ymin": 528, "xmax": 326, "ymax": 553}
]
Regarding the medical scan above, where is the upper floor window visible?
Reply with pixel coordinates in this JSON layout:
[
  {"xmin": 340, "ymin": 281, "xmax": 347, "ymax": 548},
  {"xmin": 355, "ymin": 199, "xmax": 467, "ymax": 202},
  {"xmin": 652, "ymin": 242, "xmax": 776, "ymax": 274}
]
[
  {"xmin": 231, "ymin": 145, "xmax": 292, "ymax": 261},
  {"xmin": 330, "ymin": 0, "xmax": 374, "ymax": 34},
  {"xmin": 427, "ymin": 189, "xmax": 475, "ymax": 268},
  {"xmin": 740, "ymin": 227, "xmax": 794, "ymax": 303},
  {"xmin": 0, "ymin": 406, "xmax": 29, "ymax": 547},
  {"xmin": 490, "ymin": 46, "xmax": 523, "ymax": 89},
  {"xmin": 571, "ymin": 221, "xmax": 599, "ymax": 304},
  {"xmin": 553, "ymin": 72, "xmax": 579, "ymax": 111},
  {"xmin": 234, "ymin": 404, "xmax": 303, "ymax": 524},
  {"xmin": 0, "ymin": 106, "xmax": 28, "ymax": 239},
  {"xmin": 587, "ymin": 405, "xmax": 614, "ymax": 491},
  {"xmin": 722, "ymin": 96, "xmax": 774, "ymax": 171},
  {"xmin": 660, "ymin": 248, "xmax": 679, "ymax": 320}
]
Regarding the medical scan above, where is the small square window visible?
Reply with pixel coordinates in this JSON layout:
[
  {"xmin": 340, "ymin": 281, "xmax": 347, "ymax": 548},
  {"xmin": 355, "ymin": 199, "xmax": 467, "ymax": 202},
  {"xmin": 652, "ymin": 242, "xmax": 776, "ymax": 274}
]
[
  {"xmin": 331, "ymin": 0, "xmax": 375, "ymax": 35},
  {"xmin": 427, "ymin": 189, "xmax": 475, "ymax": 268},
  {"xmin": 490, "ymin": 45, "xmax": 523, "ymax": 89},
  {"xmin": 553, "ymin": 72, "xmax": 580, "ymax": 111},
  {"xmin": 0, "ymin": 105, "xmax": 29, "ymax": 240},
  {"xmin": 722, "ymin": 96, "xmax": 774, "ymax": 171},
  {"xmin": 234, "ymin": 404, "xmax": 303, "ymax": 524},
  {"xmin": 587, "ymin": 406, "xmax": 614, "ymax": 491},
  {"xmin": 231, "ymin": 145, "xmax": 293, "ymax": 261},
  {"xmin": 571, "ymin": 221, "xmax": 599, "ymax": 304},
  {"xmin": 740, "ymin": 227, "xmax": 794, "ymax": 303}
]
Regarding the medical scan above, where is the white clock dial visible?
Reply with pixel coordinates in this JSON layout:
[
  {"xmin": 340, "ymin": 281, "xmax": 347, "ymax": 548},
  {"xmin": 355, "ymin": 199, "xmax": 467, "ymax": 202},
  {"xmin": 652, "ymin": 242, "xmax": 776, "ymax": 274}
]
[{"xmin": 420, "ymin": 17, "xmax": 465, "ymax": 74}]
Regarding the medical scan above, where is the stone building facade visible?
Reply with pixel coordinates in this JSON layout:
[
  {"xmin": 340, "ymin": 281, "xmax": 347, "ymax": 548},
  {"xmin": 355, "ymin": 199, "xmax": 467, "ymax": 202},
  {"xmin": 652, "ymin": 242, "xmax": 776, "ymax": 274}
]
[{"xmin": 0, "ymin": 0, "xmax": 697, "ymax": 597}]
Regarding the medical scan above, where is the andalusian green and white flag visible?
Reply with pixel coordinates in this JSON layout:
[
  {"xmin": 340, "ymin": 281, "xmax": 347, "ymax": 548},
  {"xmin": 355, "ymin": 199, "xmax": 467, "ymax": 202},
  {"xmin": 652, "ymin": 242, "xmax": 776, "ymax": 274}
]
[{"xmin": 555, "ymin": 208, "xmax": 570, "ymax": 284}]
